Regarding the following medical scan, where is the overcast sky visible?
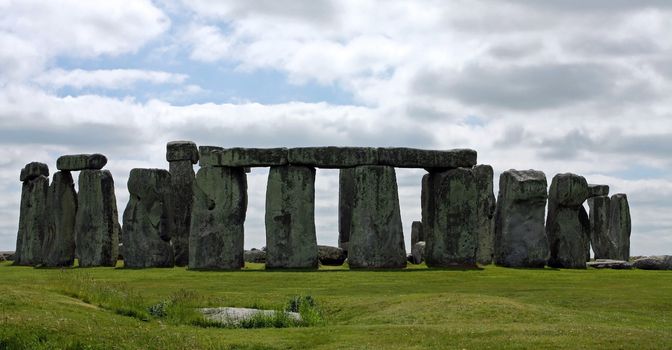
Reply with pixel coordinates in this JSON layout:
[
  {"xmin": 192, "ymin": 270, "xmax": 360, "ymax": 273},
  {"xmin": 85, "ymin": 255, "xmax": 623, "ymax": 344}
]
[{"xmin": 1, "ymin": 1, "xmax": 671, "ymax": 255}]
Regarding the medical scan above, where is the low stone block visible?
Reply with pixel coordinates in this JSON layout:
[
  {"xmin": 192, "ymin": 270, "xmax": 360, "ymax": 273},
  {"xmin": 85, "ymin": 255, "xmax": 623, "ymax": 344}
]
[
  {"xmin": 166, "ymin": 141, "xmax": 199, "ymax": 163},
  {"xmin": 633, "ymin": 255, "xmax": 672, "ymax": 270},
  {"xmin": 587, "ymin": 259, "xmax": 633, "ymax": 269},
  {"xmin": 42, "ymin": 171, "xmax": 77, "ymax": 267},
  {"xmin": 587, "ymin": 184, "xmax": 609, "ymax": 198},
  {"xmin": 318, "ymin": 245, "xmax": 346, "ymax": 266},
  {"xmin": 57, "ymin": 154, "xmax": 107, "ymax": 171},
  {"xmin": 19, "ymin": 162, "xmax": 49, "ymax": 182},
  {"xmin": 377, "ymin": 148, "xmax": 477, "ymax": 170},
  {"xmin": 14, "ymin": 174, "xmax": 49, "ymax": 266},
  {"xmin": 288, "ymin": 147, "xmax": 377, "ymax": 168},
  {"xmin": 203, "ymin": 148, "xmax": 288, "ymax": 167},
  {"xmin": 411, "ymin": 241, "xmax": 425, "ymax": 264}
]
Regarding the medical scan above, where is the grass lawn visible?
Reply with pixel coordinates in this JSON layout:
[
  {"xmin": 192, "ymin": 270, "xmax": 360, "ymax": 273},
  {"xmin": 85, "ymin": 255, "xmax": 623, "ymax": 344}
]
[{"xmin": 0, "ymin": 261, "xmax": 670, "ymax": 349}]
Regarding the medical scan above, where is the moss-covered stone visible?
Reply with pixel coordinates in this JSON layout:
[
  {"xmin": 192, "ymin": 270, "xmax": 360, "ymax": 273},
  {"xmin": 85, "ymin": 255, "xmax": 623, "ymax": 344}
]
[
  {"xmin": 377, "ymin": 147, "xmax": 477, "ymax": 170},
  {"xmin": 588, "ymin": 195, "xmax": 616, "ymax": 259},
  {"xmin": 202, "ymin": 148, "xmax": 288, "ymax": 167},
  {"xmin": 42, "ymin": 171, "xmax": 77, "ymax": 267},
  {"xmin": 169, "ymin": 160, "xmax": 195, "ymax": 266},
  {"xmin": 410, "ymin": 221, "xmax": 423, "ymax": 247},
  {"xmin": 166, "ymin": 141, "xmax": 199, "ymax": 163},
  {"xmin": 19, "ymin": 162, "xmax": 49, "ymax": 182},
  {"xmin": 288, "ymin": 147, "xmax": 378, "ymax": 168},
  {"xmin": 546, "ymin": 173, "xmax": 589, "ymax": 269},
  {"xmin": 473, "ymin": 165, "xmax": 496, "ymax": 265},
  {"xmin": 56, "ymin": 154, "xmax": 107, "ymax": 171},
  {"xmin": 338, "ymin": 168, "xmax": 355, "ymax": 251},
  {"xmin": 14, "ymin": 174, "xmax": 49, "ymax": 266},
  {"xmin": 609, "ymin": 194, "xmax": 631, "ymax": 261}
]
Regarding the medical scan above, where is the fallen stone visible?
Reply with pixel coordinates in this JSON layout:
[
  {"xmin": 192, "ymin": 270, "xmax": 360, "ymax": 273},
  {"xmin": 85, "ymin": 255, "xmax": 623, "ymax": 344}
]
[
  {"xmin": 41, "ymin": 171, "xmax": 77, "ymax": 267},
  {"xmin": 377, "ymin": 147, "xmax": 477, "ymax": 170},
  {"xmin": 14, "ymin": 171, "xmax": 49, "ymax": 266},
  {"xmin": 348, "ymin": 165, "xmax": 406, "ymax": 268},
  {"xmin": 318, "ymin": 245, "xmax": 346, "ymax": 266},
  {"xmin": 425, "ymin": 168, "xmax": 478, "ymax": 268},
  {"xmin": 74, "ymin": 170, "xmax": 120, "ymax": 267},
  {"xmin": 547, "ymin": 173, "xmax": 590, "ymax": 269},
  {"xmin": 244, "ymin": 249, "xmax": 266, "ymax": 263},
  {"xmin": 19, "ymin": 162, "xmax": 49, "ymax": 182},
  {"xmin": 473, "ymin": 165, "xmax": 496, "ymax": 265},
  {"xmin": 189, "ymin": 166, "xmax": 247, "ymax": 270},
  {"xmin": 169, "ymin": 160, "xmax": 196, "ymax": 266},
  {"xmin": 56, "ymin": 154, "xmax": 107, "ymax": 171},
  {"xmin": 410, "ymin": 221, "xmax": 423, "ymax": 247},
  {"xmin": 633, "ymin": 255, "xmax": 672, "ymax": 270},
  {"xmin": 199, "ymin": 307, "xmax": 301, "ymax": 326},
  {"xmin": 587, "ymin": 259, "xmax": 633, "ymax": 269},
  {"xmin": 122, "ymin": 168, "xmax": 175, "ymax": 268},
  {"xmin": 166, "ymin": 141, "xmax": 199, "ymax": 163},
  {"xmin": 587, "ymin": 184, "xmax": 609, "ymax": 198},
  {"xmin": 201, "ymin": 147, "xmax": 288, "ymax": 167},
  {"xmin": 288, "ymin": 147, "xmax": 377, "ymax": 168},
  {"xmin": 609, "ymin": 194, "xmax": 631, "ymax": 261},
  {"xmin": 411, "ymin": 241, "xmax": 425, "ymax": 264},
  {"xmin": 588, "ymin": 196, "xmax": 617, "ymax": 259},
  {"xmin": 0, "ymin": 251, "xmax": 15, "ymax": 261},
  {"xmin": 494, "ymin": 169, "xmax": 549, "ymax": 268},
  {"xmin": 265, "ymin": 165, "xmax": 318, "ymax": 269},
  {"xmin": 338, "ymin": 168, "xmax": 355, "ymax": 251}
]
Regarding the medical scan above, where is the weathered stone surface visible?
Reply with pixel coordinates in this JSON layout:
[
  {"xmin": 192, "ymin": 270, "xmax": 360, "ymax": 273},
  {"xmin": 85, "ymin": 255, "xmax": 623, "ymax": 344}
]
[
  {"xmin": 42, "ymin": 171, "xmax": 77, "ymax": 267},
  {"xmin": 265, "ymin": 165, "xmax": 318, "ymax": 269},
  {"xmin": 588, "ymin": 196, "xmax": 616, "ymax": 259},
  {"xmin": 318, "ymin": 245, "xmax": 346, "ymax": 266},
  {"xmin": 609, "ymin": 194, "xmax": 631, "ymax": 261},
  {"xmin": 425, "ymin": 168, "xmax": 478, "ymax": 268},
  {"xmin": 0, "ymin": 251, "xmax": 15, "ymax": 261},
  {"xmin": 169, "ymin": 160, "xmax": 195, "ymax": 266},
  {"xmin": 122, "ymin": 169, "xmax": 174, "ymax": 268},
  {"xmin": 377, "ymin": 148, "xmax": 477, "ymax": 170},
  {"xmin": 494, "ymin": 170, "xmax": 549, "ymax": 268},
  {"xmin": 421, "ymin": 173, "xmax": 433, "ymax": 246},
  {"xmin": 288, "ymin": 147, "xmax": 377, "ymax": 168},
  {"xmin": 201, "ymin": 148, "xmax": 288, "ymax": 167},
  {"xmin": 473, "ymin": 165, "xmax": 496, "ymax": 265},
  {"xmin": 633, "ymin": 255, "xmax": 672, "ymax": 270},
  {"xmin": 166, "ymin": 141, "xmax": 199, "ymax": 163},
  {"xmin": 587, "ymin": 259, "xmax": 633, "ymax": 269},
  {"xmin": 411, "ymin": 241, "xmax": 425, "ymax": 264},
  {"xmin": 338, "ymin": 168, "xmax": 355, "ymax": 251},
  {"xmin": 74, "ymin": 170, "xmax": 120, "ymax": 267},
  {"xmin": 198, "ymin": 146, "xmax": 223, "ymax": 167},
  {"xmin": 14, "ymin": 174, "xmax": 49, "ymax": 266},
  {"xmin": 587, "ymin": 184, "xmax": 609, "ymax": 198},
  {"xmin": 189, "ymin": 166, "xmax": 247, "ymax": 270},
  {"xmin": 546, "ymin": 173, "xmax": 589, "ymax": 269},
  {"xmin": 410, "ymin": 221, "xmax": 423, "ymax": 247},
  {"xmin": 19, "ymin": 162, "xmax": 49, "ymax": 182},
  {"xmin": 57, "ymin": 154, "xmax": 107, "ymax": 171},
  {"xmin": 244, "ymin": 249, "xmax": 266, "ymax": 263},
  {"xmin": 580, "ymin": 206, "xmax": 591, "ymax": 262},
  {"xmin": 348, "ymin": 165, "xmax": 406, "ymax": 268}
]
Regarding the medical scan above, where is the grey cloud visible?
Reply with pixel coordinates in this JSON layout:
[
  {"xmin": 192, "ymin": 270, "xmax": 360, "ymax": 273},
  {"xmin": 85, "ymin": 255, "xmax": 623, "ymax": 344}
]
[
  {"xmin": 195, "ymin": 0, "xmax": 337, "ymax": 24},
  {"xmin": 567, "ymin": 36, "xmax": 660, "ymax": 57},
  {"xmin": 488, "ymin": 42, "xmax": 544, "ymax": 60},
  {"xmin": 508, "ymin": 0, "xmax": 672, "ymax": 12},
  {"xmin": 0, "ymin": 123, "xmax": 142, "ymax": 151}
]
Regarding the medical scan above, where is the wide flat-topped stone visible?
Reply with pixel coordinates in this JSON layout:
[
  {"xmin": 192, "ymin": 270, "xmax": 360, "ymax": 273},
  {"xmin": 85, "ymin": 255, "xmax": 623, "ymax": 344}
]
[
  {"xmin": 57, "ymin": 154, "xmax": 107, "ymax": 171},
  {"xmin": 588, "ymin": 184, "xmax": 609, "ymax": 198},
  {"xmin": 202, "ymin": 148, "xmax": 288, "ymax": 167},
  {"xmin": 167, "ymin": 141, "xmax": 199, "ymax": 163},
  {"xmin": 377, "ymin": 148, "xmax": 477, "ymax": 169},
  {"xmin": 288, "ymin": 147, "xmax": 377, "ymax": 168},
  {"xmin": 20, "ymin": 162, "xmax": 49, "ymax": 182}
]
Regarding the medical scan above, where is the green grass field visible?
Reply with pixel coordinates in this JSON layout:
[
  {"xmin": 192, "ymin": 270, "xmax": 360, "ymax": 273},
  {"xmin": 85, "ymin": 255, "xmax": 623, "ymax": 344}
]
[{"xmin": 0, "ymin": 261, "xmax": 670, "ymax": 349}]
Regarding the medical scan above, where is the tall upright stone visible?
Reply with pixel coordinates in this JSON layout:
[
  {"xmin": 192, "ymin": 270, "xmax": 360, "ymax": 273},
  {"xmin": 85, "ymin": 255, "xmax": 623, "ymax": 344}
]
[
  {"xmin": 494, "ymin": 170, "xmax": 548, "ymax": 268},
  {"xmin": 42, "ymin": 171, "xmax": 77, "ymax": 267},
  {"xmin": 122, "ymin": 169, "xmax": 175, "ymax": 268},
  {"xmin": 265, "ymin": 165, "xmax": 318, "ymax": 269},
  {"xmin": 609, "ymin": 194, "xmax": 631, "ymax": 261},
  {"xmin": 421, "ymin": 173, "xmax": 433, "ymax": 246},
  {"xmin": 425, "ymin": 168, "xmax": 478, "ymax": 268},
  {"xmin": 189, "ymin": 166, "xmax": 247, "ymax": 270},
  {"xmin": 14, "ymin": 162, "xmax": 49, "ymax": 266},
  {"xmin": 546, "ymin": 173, "xmax": 589, "ymax": 269},
  {"xmin": 579, "ymin": 206, "xmax": 591, "ymax": 262},
  {"xmin": 348, "ymin": 165, "xmax": 406, "ymax": 269},
  {"xmin": 75, "ymin": 170, "xmax": 120, "ymax": 267},
  {"xmin": 588, "ymin": 195, "xmax": 616, "ymax": 259},
  {"xmin": 338, "ymin": 168, "xmax": 355, "ymax": 251},
  {"xmin": 166, "ymin": 141, "xmax": 199, "ymax": 266},
  {"xmin": 473, "ymin": 165, "xmax": 496, "ymax": 265},
  {"xmin": 410, "ymin": 221, "xmax": 423, "ymax": 247}
]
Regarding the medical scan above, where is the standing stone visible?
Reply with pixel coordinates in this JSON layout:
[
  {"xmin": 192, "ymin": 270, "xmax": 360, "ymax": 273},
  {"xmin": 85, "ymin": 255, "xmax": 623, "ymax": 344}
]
[
  {"xmin": 494, "ymin": 170, "xmax": 549, "ymax": 268},
  {"xmin": 348, "ymin": 165, "xmax": 406, "ymax": 269},
  {"xmin": 42, "ymin": 171, "xmax": 77, "ymax": 267},
  {"xmin": 410, "ymin": 221, "xmax": 423, "ymax": 247},
  {"xmin": 425, "ymin": 168, "xmax": 478, "ymax": 268},
  {"xmin": 14, "ymin": 162, "xmax": 49, "ymax": 266},
  {"xmin": 338, "ymin": 168, "xmax": 355, "ymax": 251},
  {"xmin": 166, "ymin": 141, "xmax": 199, "ymax": 266},
  {"xmin": 546, "ymin": 173, "xmax": 589, "ymax": 269},
  {"xmin": 189, "ymin": 166, "xmax": 247, "ymax": 270},
  {"xmin": 609, "ymin": 194, "xmax": 631, "ymax": 261},
  {"xmin": 580, "ymin": 206, "xmax": 591, "ymax": 262},
  {"xmin": 411, "ymin": 241, "xmax": 426, "ymax": 264},
  {"xmin": 473, "ymin": 165, "xmax": 496, "ymax": 265},
  {"xmin": 421, "ymin": 174, "xmax": 433, "ymax": 246},
  {"xmin": 74, "ymin": 170, "xmax": 120, "ymax": 267},
  {"xmin": 122, "ymin": 169, "xmax": 175, "ymax": 268},
  {"xmin": 265, "ymin": 165, "xmax": 318, "ymax": 269},
  {"xmin": 588, "ymin": 195, "xmax": 617, "ymax": 259}
]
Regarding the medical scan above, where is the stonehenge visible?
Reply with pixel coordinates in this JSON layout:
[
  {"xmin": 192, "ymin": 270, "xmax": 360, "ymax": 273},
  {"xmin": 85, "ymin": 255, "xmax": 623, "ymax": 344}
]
[{"xmin": 13, "ymin": 144, "xmax": 634, "ymax": 271}]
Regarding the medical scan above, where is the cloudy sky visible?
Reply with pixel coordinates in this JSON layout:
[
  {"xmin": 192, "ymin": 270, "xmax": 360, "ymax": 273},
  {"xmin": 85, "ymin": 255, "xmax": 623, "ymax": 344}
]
[{"xmin": 1, "ymin": 0, "xmax": 671, "ymax": 255}]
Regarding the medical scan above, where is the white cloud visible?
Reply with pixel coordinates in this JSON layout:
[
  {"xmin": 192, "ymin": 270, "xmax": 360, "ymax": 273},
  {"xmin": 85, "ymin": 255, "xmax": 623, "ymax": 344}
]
[{"xmin": 34, "ymin": 69, "xmax": 188, "ymax": 90}]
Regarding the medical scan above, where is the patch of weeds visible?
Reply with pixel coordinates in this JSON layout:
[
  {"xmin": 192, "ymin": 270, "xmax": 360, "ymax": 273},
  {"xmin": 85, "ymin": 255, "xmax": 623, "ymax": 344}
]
[{"xmin": 286, "ymin": 295, "xmax": 323, "ymax": 327}]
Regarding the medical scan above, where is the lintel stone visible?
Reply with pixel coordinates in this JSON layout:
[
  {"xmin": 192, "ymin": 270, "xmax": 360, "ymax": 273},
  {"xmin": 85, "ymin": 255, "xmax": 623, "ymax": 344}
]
[
  {"xmin": 201, "ymin": 147, "xmax": 288, "ymax": 167},
  {"xmin": 377, "ymin": 148, "xmax": 477, "ymax": 170},
  {"xmin": 20, "ymin": 162, "xmax": 49, "ymax": 182},
  {"xmin": 587, "ymin": 184, "xmax": 609, "ymax": 198},
  {"xmin": 57, "ymin": 154, "xmax": 107, "ymax": 171},
  {"xmin": 288, "ymin": 147, "xmax": 377, "ymax": 168}
]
